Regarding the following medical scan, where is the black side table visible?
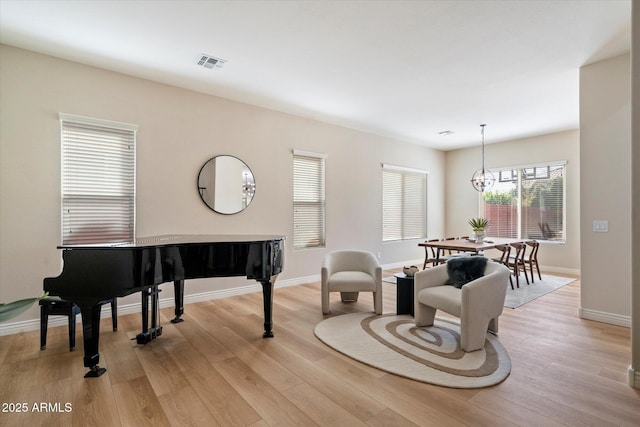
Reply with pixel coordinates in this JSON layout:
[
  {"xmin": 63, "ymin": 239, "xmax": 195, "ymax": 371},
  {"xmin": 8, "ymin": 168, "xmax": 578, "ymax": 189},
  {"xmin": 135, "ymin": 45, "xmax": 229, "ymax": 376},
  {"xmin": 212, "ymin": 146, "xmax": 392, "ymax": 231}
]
[{"xmin": 394, "ymin": 273, "xmax": 415, "ymax": 316}]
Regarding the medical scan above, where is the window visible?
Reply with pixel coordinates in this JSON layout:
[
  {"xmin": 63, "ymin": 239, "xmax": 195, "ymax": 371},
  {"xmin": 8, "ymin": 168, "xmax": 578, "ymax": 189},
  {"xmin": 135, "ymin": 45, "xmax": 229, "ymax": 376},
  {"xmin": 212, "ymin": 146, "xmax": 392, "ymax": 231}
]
[
  {"xmin": 481, "ymin": 162, "xmax": 566, "ymax": 242},
  {"xmin": 293, "ymin": 150, "xmax": 326, "ymax": 249},
  {"xmin": 60, "ymin": 113, "xmax": 137, "ymax": 245},
  {"xmin": 382, "ymin": 164, "xmax": 427, "ymax": 241}
]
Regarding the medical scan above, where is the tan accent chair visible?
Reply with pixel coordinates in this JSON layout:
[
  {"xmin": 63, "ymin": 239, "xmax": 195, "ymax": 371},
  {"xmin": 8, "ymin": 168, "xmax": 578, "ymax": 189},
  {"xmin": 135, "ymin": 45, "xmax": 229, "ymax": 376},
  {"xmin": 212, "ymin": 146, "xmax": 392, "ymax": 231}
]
[
  {"xmin": 414, "ymin": 261, "xmax": 510, "ymax": 352},
  {"xmin": 321, "ymin": 250, "xmax": 382, "ymax": 315}
]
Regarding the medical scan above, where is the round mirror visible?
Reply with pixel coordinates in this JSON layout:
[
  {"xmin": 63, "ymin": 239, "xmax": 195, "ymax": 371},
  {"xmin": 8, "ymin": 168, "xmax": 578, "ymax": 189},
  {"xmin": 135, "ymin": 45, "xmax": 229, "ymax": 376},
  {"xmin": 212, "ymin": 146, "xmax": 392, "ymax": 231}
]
[{"xmin": 197, "ymin": 155, "xmax": 256, "ymax": 214}]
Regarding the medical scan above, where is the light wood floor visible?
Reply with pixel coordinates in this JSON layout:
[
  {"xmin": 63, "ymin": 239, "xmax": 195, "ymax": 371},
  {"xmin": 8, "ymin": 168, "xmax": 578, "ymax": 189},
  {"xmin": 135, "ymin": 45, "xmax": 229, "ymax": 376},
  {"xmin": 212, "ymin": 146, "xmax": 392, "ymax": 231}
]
[{"xmin": 1, "ymin": 270, "xmax": 638, "ymax": 427}]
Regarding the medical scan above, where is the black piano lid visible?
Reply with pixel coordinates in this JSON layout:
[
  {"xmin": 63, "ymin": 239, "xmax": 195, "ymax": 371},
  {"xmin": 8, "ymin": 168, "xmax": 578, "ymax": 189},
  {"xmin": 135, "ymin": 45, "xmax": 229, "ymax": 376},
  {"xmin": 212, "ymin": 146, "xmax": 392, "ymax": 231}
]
[{"xmin": 57, "ymin": 234, "xmax": 286, "ymax": 249}]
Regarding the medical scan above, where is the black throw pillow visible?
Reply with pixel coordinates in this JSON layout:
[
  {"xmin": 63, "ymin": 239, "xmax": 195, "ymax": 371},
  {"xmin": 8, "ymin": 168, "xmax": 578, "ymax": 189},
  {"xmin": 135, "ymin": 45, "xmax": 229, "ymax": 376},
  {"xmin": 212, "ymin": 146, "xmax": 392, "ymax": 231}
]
[{"xmin": 445, "ymin": 257, "xmax": 488, "ymax": 288}]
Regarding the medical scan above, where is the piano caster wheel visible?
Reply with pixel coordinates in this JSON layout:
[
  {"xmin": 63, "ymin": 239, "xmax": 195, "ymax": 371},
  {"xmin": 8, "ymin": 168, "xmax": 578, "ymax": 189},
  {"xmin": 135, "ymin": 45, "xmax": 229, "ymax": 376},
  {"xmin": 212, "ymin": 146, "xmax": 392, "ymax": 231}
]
[
  {"xmin": 170, "ymin": 317, "xmax": 184, "ymax": 324},
  {"xmin": 263, "ymin": 331, "xmax": 274, "ymax": 338},
  {"xmin": 84, "ymin": 365, "xmax": 107, "ymax": 378}
]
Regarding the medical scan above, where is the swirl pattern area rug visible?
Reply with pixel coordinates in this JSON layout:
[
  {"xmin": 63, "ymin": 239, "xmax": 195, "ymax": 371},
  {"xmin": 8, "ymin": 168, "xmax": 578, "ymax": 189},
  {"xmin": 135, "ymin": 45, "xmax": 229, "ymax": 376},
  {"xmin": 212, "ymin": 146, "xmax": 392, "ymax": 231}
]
[{"xmin": 314, "ymin": 313, "xmax": 511, "ymax": 388}]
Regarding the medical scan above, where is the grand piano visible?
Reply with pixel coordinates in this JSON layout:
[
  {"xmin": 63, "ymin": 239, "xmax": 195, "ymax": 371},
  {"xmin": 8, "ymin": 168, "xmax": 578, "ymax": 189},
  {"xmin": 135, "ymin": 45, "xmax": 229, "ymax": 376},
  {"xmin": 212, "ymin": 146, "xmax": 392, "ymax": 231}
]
[{"xmin": 44, "ymin": 234, "xmax": 285, "ymax": 378}]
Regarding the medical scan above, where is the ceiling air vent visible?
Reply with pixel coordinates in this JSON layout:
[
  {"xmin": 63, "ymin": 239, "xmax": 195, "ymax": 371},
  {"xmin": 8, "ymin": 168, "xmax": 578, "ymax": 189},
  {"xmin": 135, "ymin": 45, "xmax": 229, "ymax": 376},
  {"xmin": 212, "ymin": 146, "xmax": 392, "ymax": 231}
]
[{"xmin": 197, "ymin": 54, "xmax": 227, "ymax": 70}]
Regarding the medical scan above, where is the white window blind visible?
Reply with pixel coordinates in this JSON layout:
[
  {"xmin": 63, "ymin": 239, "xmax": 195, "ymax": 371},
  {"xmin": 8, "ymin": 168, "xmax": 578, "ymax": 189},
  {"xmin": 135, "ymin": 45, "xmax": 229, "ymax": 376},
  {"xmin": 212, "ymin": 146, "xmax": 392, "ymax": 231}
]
[
  {"xmin": 293, "ymin": 151, "xmax": 326, "ymax": 249},
  {"xmin": 382, "ymin": 165, "xmax": 427, "ymax": 242},
  {"xmin": 60, "ymin": 114, "xmax": 137, "ymax": 245},
  {"xmin": 481, "ymin": 162, "xmax": 566, "ymax": 242}
]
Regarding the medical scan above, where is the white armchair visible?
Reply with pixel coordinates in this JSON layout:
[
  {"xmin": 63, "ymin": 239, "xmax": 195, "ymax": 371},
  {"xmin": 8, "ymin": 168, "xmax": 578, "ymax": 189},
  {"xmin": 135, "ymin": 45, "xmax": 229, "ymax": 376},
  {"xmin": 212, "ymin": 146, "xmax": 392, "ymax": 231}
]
[
  {"xmin": 414, "ymin": 260, "xmax": 510, "ymax": 352},
  {"xmin": 321, "ymin": 250, "xmax": 382, "ymax": 315}
]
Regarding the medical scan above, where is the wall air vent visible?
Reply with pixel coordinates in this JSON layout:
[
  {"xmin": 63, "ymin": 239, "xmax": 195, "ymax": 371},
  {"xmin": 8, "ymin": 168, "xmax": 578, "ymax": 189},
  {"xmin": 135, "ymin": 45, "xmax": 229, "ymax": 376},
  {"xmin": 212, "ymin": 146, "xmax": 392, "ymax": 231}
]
[{"xmin": 196, "ymin": 54, "xmax": 227, "ymax": 70}]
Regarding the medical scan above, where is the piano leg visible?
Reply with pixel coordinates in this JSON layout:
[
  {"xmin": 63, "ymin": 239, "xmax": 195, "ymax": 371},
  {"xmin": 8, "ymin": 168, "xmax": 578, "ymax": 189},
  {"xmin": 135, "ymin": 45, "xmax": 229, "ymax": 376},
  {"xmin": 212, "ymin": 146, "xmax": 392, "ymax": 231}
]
[
  {"xmin": 171, "ymin": 279, "xmax": 185, "ymax": 323},
  {"xmin": 260, "ymin": 279, "xmax": 275, "ymax": 338},
  {"xmin": 80, "ymin": 304, "xmax": 106, "ymax": 378}
]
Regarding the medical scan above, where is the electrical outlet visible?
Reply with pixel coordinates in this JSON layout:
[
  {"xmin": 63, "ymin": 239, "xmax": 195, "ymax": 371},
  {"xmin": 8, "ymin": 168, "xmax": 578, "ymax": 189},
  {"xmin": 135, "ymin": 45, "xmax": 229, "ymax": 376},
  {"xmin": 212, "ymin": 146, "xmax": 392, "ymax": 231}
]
[{"xmin": 593, "ymin": 220, "xmax": 608, "ymax": 232}]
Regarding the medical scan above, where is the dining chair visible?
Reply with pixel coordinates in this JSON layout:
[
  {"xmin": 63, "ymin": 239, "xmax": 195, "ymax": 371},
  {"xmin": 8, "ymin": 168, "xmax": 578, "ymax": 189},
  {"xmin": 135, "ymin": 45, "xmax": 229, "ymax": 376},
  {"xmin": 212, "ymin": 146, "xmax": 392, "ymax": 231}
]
[
  {"xmin": 508, "ymin": 242, "xmax": 529, "ymax": 288},
  {"xmin": 443, "ymin": 237, "xmax": 456, "ymax": 255},
  {"xmin": 524, "ymin": 240, "xmax": 542, "ymax": 282},
  {"xmin": 491, "ymin": 244, "xmax": 514, "ymax": 289},
  {"xmin": 437, "ymin": 237, "xmax": 462, "ymax": 264},
  {"xmin": 422, "ymin": 239, "xmax": 440, "ymax": 269}
]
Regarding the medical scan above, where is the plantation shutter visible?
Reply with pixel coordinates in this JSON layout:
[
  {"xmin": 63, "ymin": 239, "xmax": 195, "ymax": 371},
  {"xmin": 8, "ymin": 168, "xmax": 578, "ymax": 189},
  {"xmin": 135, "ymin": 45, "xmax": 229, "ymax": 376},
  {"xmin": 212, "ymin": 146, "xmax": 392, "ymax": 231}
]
[
  {"xmin": 293, "ymin": 150, "xmax": 326, "ymax": 249},
  {"xmin": 60, "ymin": 113, "xmax": 137, "ymax": 245},
  {"xmin": 382, "ymin": 165, "xmax": 427, "ymax": 241}
]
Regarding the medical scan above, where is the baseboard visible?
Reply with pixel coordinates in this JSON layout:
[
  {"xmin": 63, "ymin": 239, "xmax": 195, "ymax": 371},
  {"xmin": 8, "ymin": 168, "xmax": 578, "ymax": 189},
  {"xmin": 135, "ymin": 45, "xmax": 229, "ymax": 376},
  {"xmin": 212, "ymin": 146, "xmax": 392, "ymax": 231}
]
[
  {"xmin": 281, "ymin": 274, "xmax": 320, "ymax": 287},
  {"xmin": 579, "ymin": 307, "xmax": 631, "ymax": 328},
  {"xmin": 540, "ymin": 265, "xmax": 580, "ymax": 276},
  {"xmin": 628, "ymin": 366, "xmax": 640, "ymax": 389},
  {"xmin": 0, "ymin": 318, "xmax": 43, "ymax": 337}
]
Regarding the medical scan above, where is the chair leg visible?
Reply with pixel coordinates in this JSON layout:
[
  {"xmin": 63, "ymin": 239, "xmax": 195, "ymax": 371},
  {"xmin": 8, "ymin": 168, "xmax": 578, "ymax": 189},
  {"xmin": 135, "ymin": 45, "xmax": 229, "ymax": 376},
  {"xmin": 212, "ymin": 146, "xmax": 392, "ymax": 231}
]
[
  {"xmin": 527, "ymin": 261, "xmax": 534, "ymax": 283},
  {"xmin": 460, "ymin": 317, "xmax": 488, "ymax": 352},
  {"xmin": 340, "ymin": 292, "xmax": 359, "ymax": 302},
  {"xmin": 415, "ymin": 305, "xmax": 436, "ymax": 327},
  {"xmin": 423, "ymin": 248, "xmax": 429, "ymax": 269},
  {"xmin": 322, "ymin": 288, "xmax": 330, "ymax": 314},
  {"xmin": 373, "ymin": 291, "xmax": 382, "ymax": 315},
  {"xmin": 488, "ymin": 317, "xmax": 499, "ymax": 334},
  {"xmin": 514, "ymin": 261, "xmax": 528, "ymax": 286}
]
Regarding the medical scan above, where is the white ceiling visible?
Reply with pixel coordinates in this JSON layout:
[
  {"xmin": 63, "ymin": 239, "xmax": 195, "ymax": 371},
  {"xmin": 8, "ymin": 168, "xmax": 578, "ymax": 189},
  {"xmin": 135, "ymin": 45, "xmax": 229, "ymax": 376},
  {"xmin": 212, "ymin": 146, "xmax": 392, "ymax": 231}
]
[{"xmin": 0, "ymin": 0, "xmax": 631, "ymax": 150}]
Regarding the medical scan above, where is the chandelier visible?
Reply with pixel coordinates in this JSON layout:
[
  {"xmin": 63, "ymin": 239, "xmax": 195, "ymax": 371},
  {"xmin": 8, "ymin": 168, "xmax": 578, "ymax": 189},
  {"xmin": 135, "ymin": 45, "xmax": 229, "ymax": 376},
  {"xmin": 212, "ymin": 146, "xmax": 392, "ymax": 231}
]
[{"xmin": 470, "ymin": 124, "xmax": 496, "ymax": 192}]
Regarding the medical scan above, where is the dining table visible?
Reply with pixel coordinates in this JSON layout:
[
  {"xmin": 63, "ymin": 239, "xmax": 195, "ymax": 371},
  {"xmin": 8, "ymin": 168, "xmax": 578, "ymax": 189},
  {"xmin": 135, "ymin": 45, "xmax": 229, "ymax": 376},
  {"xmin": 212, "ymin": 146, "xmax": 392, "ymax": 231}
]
[{"xmin": 418, "ymin": 237, "xmax": 519, "ymax": 266}]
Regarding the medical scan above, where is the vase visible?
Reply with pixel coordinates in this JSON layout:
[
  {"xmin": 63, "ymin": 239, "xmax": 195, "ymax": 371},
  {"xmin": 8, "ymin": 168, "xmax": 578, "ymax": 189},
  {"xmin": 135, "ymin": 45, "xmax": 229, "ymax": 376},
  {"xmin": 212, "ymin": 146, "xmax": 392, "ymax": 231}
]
[{"xmin": 474, "ymin": 231, "xmax": 485, "ymax": 243}]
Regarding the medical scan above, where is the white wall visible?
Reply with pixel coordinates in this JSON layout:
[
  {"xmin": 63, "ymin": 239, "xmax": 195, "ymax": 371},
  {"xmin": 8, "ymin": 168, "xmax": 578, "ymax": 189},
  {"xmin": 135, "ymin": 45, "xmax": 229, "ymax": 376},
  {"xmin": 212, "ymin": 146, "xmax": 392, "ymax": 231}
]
[
  {"xmin": 631, "ymin": 0, "xmax": 639, "ymax": 388},
  {"xmin": 580, "ymin": 53, "xmax": 632, "ymax": 325},
  {"xmin": 0, "ymin": 45, "xmax": 445, "ymax": 329},
  {"xmin": 444, "ymin": 130, "xmax": 581, "ymax": 274}
]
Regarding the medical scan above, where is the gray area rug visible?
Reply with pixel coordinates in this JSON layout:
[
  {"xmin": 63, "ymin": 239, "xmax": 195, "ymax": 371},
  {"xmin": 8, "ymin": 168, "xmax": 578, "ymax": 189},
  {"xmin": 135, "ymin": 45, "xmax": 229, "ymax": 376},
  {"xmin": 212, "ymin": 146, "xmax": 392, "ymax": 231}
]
[
  {"xmin": 383, "ymin": 274, "xmax": 576, "ymax": 309},
  {"xmin": 503, "ymin": 274, "xmax": 576, "ymax": 308},
  {"xmin": 314, "ymin": 313, "xmax": 511, "ymax": 388}
]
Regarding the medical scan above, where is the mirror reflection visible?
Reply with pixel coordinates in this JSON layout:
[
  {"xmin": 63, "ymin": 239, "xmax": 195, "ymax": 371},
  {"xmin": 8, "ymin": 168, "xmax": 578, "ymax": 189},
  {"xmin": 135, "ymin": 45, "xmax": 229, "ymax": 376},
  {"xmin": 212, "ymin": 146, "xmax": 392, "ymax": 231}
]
[{"xmin": 197, "ymin": 155, "xmax": 256, "ymax": 214}]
